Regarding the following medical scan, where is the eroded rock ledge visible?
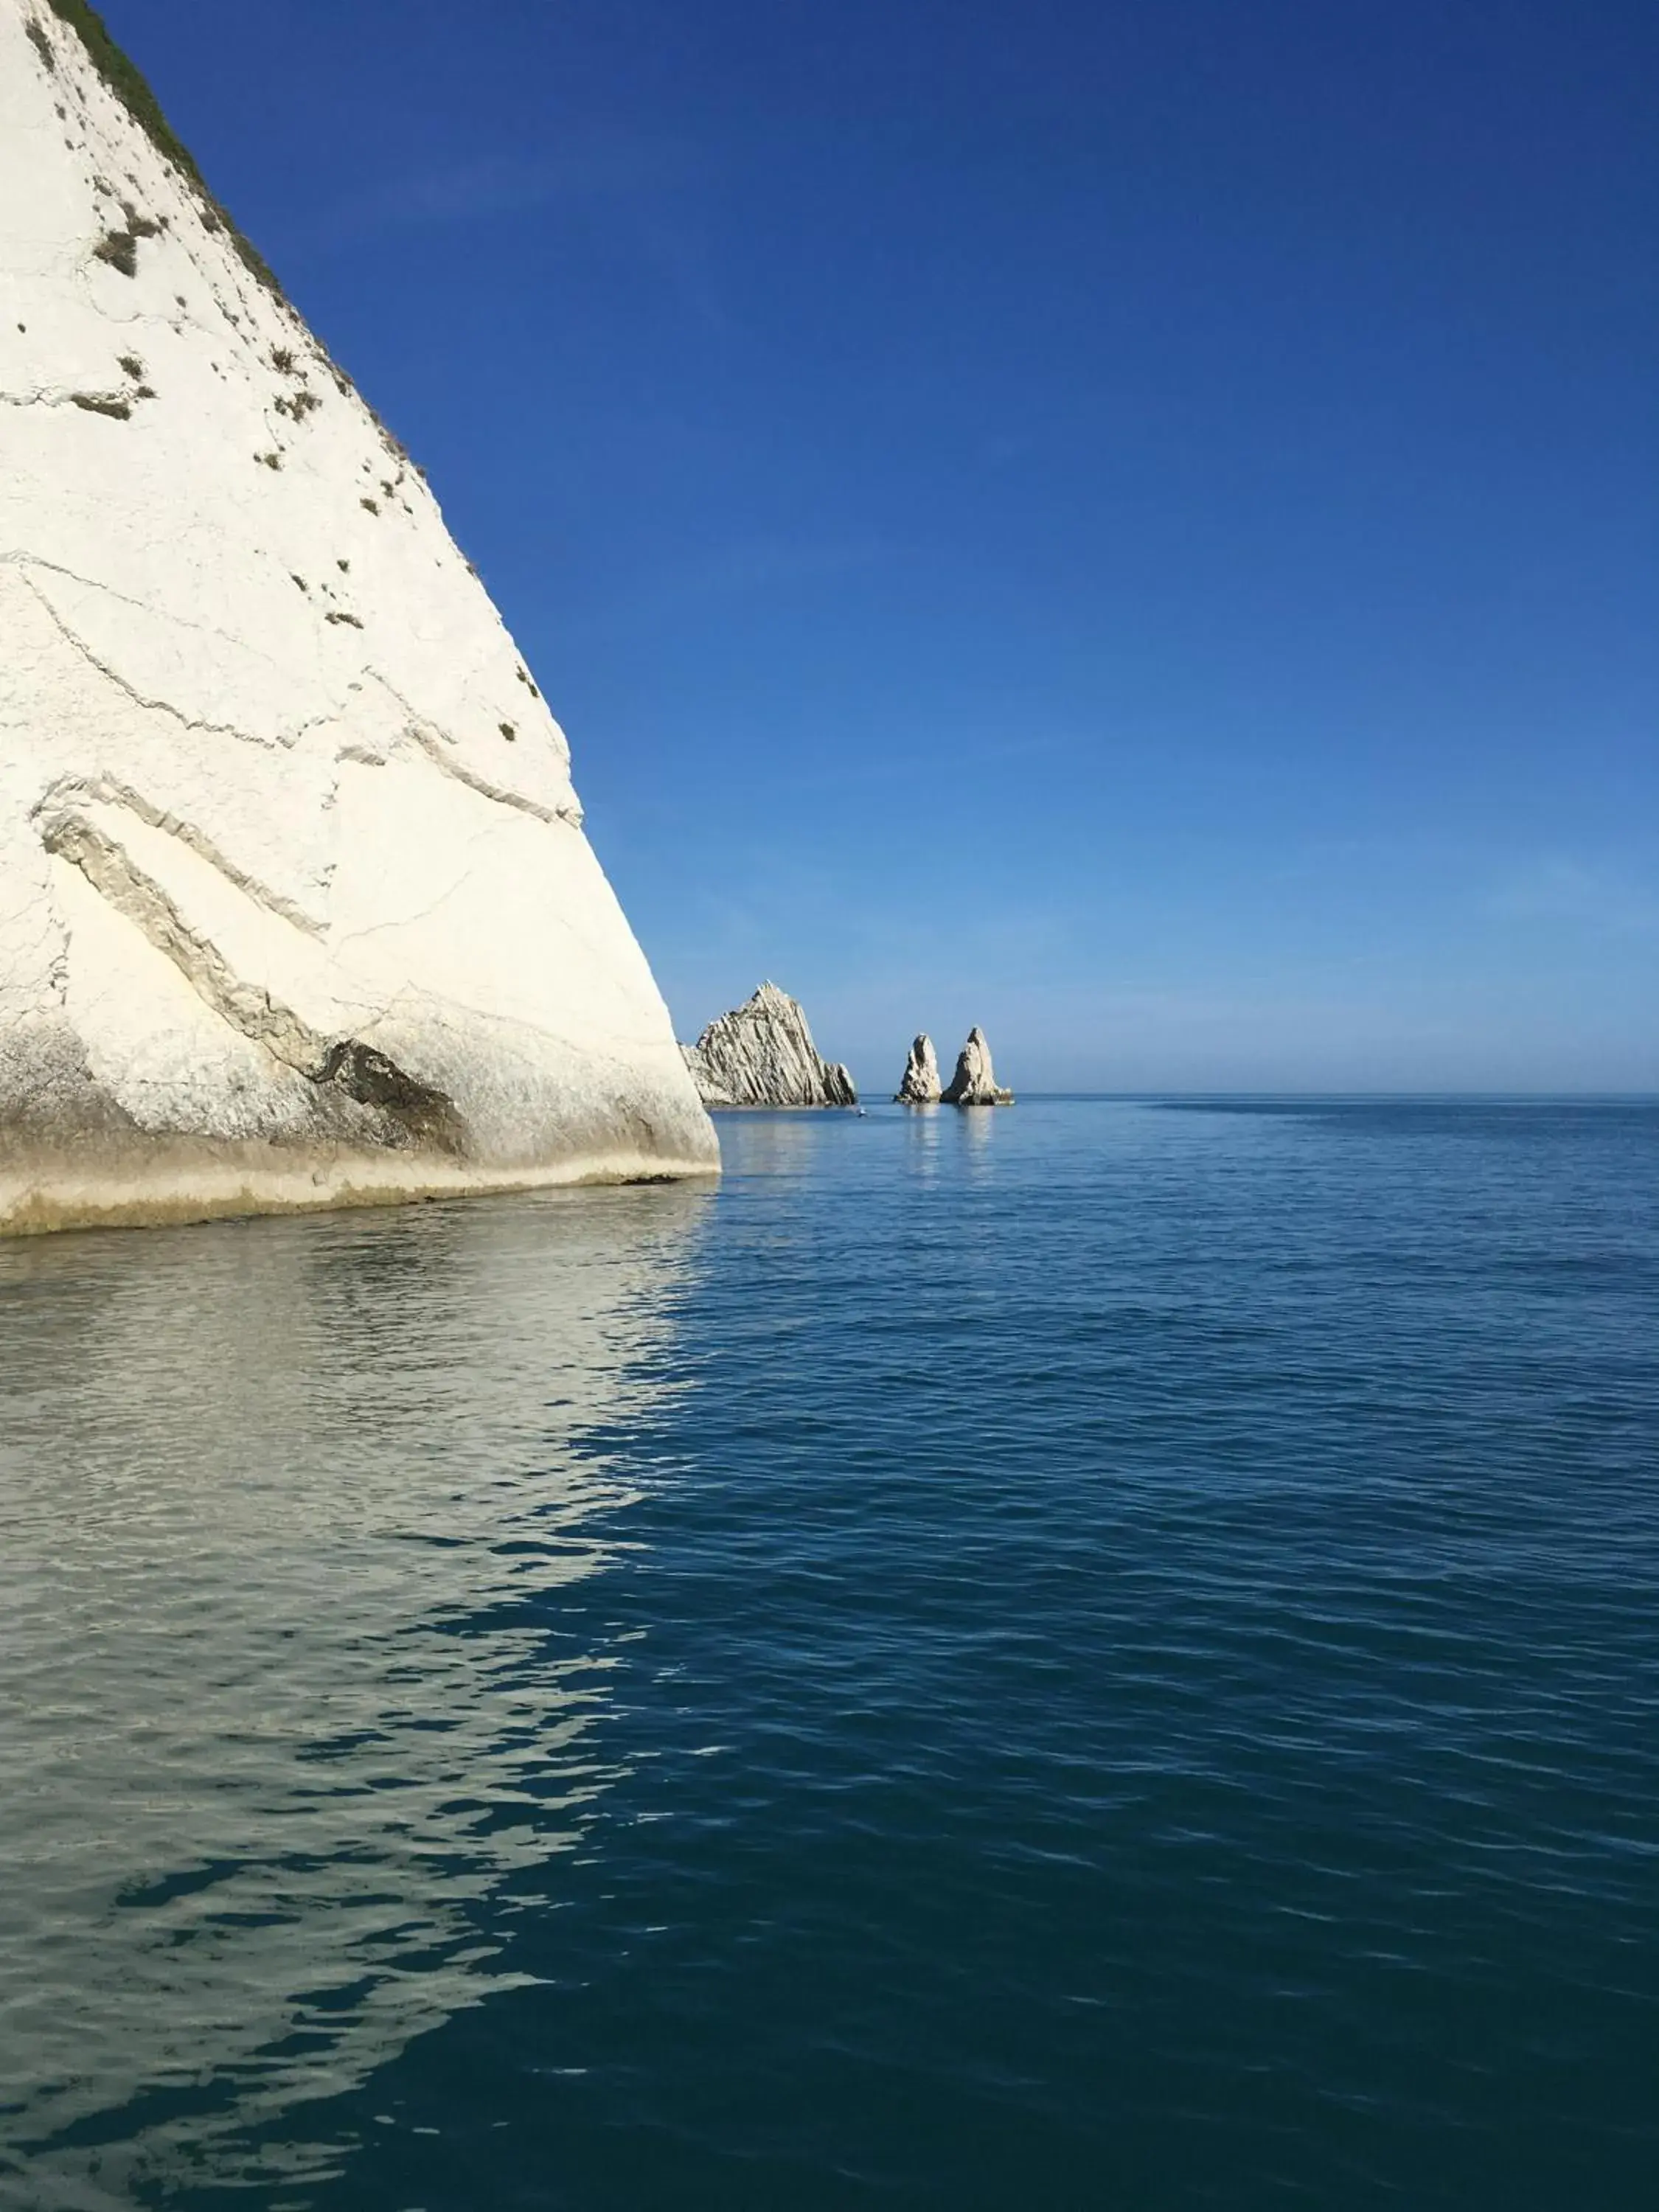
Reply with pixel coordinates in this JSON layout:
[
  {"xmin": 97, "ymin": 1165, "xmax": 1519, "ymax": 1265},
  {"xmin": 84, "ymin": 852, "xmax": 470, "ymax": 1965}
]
[{"xmin": 681, "ymin": 983, "xmax": 858, "ymax": 1109}]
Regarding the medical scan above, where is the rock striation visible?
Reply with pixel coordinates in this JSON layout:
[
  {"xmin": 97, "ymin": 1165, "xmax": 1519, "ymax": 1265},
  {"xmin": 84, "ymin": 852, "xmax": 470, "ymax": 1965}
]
[
  {"xmin": 941, "ymin": 1027, "xmax": 1014, "ymax": 1106},
  {"xmin": 0, "ymin": 1, "xmax": 717, "ymax": 1234},
  {"xmin": 894, "ymin": 1034, "xmax": 941, "ymax": 1105},
  {"xmin": 682, "ymin": 983, "xmax": 857, "ymax": 1108}
]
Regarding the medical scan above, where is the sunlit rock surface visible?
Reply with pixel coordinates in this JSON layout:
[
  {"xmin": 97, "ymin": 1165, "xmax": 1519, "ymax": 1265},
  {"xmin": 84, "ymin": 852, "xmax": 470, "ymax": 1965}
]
[
  {"xmin": 681, "ymin": 982, "xmax": 857, "ymax": 1108},
  {"xmin": 941, "ymin": 1026, "xmax": 1013, "ymax": 1106},
  {"xmin": 0, "ymin": 0, "xmax": 716, "ymax": 1235},
  {"xmin": 894, "ymin": 1034, "xmax": 942, "ymax": 1105}
]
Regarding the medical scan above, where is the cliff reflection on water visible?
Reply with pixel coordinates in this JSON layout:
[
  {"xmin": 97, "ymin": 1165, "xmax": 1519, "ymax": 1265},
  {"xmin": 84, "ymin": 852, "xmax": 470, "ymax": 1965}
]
[{"xmin": 0, "ymin": 1183, "xmax": 709, "ymax": 2205}]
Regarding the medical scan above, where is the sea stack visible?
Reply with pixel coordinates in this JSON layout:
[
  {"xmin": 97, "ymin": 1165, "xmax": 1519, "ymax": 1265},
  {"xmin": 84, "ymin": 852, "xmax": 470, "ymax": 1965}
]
[
  {"xmin": 894, "ymin": 1034, "xmax": 942, "ymax": 1105},
  {"xmin": 682, "ymin": 984, "xmax": 858, "ymax": 1108},
  {"xmin": 0, "ymin": 1, "xmax": 717, "ymax": 1235},
  {"xmin": 941, "ymin": 1028, "xmax": 1014, "ymax": 1107}
]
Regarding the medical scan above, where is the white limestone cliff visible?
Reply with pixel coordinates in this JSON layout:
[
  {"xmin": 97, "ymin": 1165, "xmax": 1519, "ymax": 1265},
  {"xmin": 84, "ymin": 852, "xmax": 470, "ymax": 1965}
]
[
  {"xmin": 941, "ymin": 1027, "xmax": 1013, "ymax": 1106},
  {"xmin": 681, "ymin": 983, "xmax": 858, "ymax": 1108},
  {"xmin": 894, "ymin": 1034, "xmax": 941, "ymax": 1105},
  {"xmin": 0, "ymin": 1, "xmax": 717, "ymax": 1233}
]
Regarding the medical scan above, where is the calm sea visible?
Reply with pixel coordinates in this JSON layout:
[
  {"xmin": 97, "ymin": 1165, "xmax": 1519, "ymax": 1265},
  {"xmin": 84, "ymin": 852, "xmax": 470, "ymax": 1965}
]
[{"xmin": 1, "ymin": 1099, "xmax": 1656, "ymax": 2211}]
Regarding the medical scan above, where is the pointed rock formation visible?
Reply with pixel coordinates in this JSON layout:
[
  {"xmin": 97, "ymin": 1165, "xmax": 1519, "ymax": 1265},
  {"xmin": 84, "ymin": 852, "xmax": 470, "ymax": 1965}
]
[
  {"xmin": 894, "ymin": 1034, "xmax": 941, "ymax": 1105},
  {"xmin": 941, "ymin": 1027, "xmax": 1014, "ymax": 1106},
  {"xmin": 682, "ymin": 983, "xmax": 857, "ymax": 1108},
  {"xmin": 0, "ymin": 1, "xmax": 717, "ymax": 1234}
]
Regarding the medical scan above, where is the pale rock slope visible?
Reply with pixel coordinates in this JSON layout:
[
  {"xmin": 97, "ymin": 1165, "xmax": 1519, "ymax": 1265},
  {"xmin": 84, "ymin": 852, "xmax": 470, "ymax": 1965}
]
[
  {"xmin": 894, "ymin": 1034, "xmax": 941, "ymax": 1105},
  {"xmin": 682, "ymin": 983, "xmax": 857, "ymax": 1108},
  {"xmin": 0, "ymin": 1, "xmax": 717, "ymax": 1231},
  {"xmin": 941, "ymin": 1028, "xmax": 1013, "ymax": 1106}
]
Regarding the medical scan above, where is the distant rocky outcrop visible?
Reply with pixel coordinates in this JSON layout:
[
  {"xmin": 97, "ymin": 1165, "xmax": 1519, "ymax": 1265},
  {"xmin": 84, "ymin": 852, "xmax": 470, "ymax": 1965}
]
[
  {"xmin": 681, "ymin": 983, "xmax": 858, "ymax": 1109},
  {"xmin": 941, "ymin": 1027, "xmax": 1013, "ymax": 1106},
  {"xmin": 894, "ymin": 1034, "xmax": 942, "ymax": 1105}
]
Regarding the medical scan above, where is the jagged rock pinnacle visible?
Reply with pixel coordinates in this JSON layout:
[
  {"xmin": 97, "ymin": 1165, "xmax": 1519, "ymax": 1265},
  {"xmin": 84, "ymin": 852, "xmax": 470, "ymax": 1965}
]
[
  {"xmin": 894, "ymin": 1034, "xmax": 942, "ymax": 1105},
  {"xmin": 681, "ymin": 983, "xmax": 858, "ymax": 1108},
  {"xmin": 941, "ymin": 1027, "xmax": 1014, "ymax": 1107}
]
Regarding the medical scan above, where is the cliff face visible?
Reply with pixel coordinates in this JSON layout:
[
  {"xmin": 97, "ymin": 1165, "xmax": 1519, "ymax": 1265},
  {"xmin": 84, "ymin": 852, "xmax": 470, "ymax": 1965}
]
[
  {"xmin": 0, "ymin": 1, "xmax": 717, "ymax": 1232},
  {"xmin": 682, "ymin": 984, "xmax": 857, "ymax": 1108}
]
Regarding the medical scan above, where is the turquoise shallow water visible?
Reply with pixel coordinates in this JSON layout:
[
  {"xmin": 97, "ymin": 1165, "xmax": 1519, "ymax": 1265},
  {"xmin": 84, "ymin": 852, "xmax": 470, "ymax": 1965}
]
[{"xmin": 1, "ymin": 1098, "xmax": 1657, "ymax": 2210}]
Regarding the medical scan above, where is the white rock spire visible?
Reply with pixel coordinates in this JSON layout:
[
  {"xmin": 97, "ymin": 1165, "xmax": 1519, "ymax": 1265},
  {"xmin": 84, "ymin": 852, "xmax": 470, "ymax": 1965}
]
[
  {"xmin": 894, "ymin": 1034, "xmax": 942, "ymax": 1105},
  {"xmin": 941, "ymin": 1028, "xmax": 1013, "ymax": 1106}
]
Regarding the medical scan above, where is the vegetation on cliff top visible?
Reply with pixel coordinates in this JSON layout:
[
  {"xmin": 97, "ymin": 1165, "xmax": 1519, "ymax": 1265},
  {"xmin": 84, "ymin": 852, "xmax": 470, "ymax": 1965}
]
[{"xmin": 44, "ymin": 1, "xmax": 285, "ymax": 300}]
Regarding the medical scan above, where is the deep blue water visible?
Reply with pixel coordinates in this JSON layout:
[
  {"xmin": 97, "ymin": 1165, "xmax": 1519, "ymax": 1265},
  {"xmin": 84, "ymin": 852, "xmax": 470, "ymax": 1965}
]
[{"xmin": 2, "ymin": 1098, "xmax": 1657, "ymax": 2210}]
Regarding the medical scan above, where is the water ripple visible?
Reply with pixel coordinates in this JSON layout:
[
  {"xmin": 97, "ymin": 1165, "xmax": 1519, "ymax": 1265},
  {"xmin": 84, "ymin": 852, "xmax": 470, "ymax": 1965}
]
[{"xmin": 1, "ymin": 1100, "xmax": 1657, "ymax": 2208}]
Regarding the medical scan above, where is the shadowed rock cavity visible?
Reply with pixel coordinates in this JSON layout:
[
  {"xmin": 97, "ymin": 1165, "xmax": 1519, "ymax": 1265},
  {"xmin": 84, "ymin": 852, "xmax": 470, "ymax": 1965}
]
[{"xmin": 317, "ymin": 1041, "xmax": 463, "ymax": 1152}]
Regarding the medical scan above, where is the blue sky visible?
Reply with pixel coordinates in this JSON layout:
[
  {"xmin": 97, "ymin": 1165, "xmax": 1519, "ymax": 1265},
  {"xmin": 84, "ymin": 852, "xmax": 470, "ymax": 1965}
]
[{"xmin": 104, "ymin": 0, "xmax": 1656, "ymax": 1089}]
